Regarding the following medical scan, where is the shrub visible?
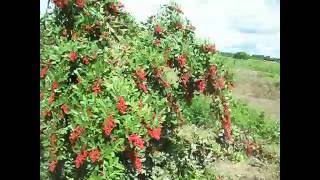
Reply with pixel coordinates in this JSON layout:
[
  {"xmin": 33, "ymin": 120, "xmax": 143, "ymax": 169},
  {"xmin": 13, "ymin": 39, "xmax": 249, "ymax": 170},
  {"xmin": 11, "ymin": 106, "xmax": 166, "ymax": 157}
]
[
  {"xmin": 40, "ymin": 1, "xmax": 234, "ymax": 179},
  {"xmin": 233, "ymin": 51, "xmax": 250, "ymax": 60}
]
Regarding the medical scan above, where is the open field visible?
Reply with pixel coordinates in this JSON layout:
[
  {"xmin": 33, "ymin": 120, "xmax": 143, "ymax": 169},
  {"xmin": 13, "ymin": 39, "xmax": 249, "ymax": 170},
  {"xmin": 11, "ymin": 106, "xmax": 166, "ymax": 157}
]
[{"xmin": 217, "ymin": 56, "xmax": 280, "ymax": 121}]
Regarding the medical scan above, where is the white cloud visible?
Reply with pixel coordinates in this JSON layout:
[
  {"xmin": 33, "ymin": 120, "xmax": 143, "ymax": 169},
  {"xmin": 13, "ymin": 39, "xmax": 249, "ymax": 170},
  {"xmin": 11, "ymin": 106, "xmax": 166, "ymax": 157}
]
[
  {"xmin": 40, "ymin": 0, "xmax": 280, "ymax": 58},
  {"xmin": 123, "ymin": 0, "xmax": 280, "ymax": 58}
]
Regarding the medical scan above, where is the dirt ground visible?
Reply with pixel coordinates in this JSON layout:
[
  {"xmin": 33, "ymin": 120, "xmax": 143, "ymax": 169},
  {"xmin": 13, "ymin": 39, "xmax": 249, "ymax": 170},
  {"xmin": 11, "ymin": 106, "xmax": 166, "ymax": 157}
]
[
  {"xmin": 208, "ymin": 159, "xmax": 279, "ymax": 180},
  {"xmin": 232, "ymin": 69, "xmax": 280, "ymax": 121}
]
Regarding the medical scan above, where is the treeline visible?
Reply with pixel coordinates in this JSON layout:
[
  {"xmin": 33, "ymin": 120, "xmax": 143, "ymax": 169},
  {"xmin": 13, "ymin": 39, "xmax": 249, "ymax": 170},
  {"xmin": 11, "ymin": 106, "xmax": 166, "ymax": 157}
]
[{"xmin": 220, "ymin": 51, "xmax": 280, "ymax": 62}]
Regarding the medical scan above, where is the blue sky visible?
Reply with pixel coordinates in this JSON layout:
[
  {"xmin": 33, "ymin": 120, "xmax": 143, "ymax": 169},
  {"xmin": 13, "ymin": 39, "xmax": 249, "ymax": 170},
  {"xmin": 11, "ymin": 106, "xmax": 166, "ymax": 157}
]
[{"xmin": 40, "ymin": 0, "xmax": 280, "ymax": 58}]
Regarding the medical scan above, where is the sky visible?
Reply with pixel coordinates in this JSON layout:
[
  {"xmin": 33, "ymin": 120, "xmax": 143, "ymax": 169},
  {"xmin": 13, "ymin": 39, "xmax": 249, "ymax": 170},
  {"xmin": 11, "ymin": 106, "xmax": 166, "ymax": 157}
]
[{"xmin": 40, "ymin": 0, "xmax": 280, "ymax": 58}]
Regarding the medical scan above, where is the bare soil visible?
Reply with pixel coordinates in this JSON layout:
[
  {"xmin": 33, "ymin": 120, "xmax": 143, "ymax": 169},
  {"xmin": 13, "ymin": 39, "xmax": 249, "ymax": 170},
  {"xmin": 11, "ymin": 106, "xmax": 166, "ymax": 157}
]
[{"xmin": 208, "ymin": 159, "xmax": 279, "ymax": 180}]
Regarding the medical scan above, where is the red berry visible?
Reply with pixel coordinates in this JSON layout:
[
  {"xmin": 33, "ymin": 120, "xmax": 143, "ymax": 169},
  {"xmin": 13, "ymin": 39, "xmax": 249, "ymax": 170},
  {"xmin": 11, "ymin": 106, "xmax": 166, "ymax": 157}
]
[
  {"xmin": 136, "ymin": 69, "xmax": 146, "ymax": 81},
  {"xmin": 69, "ymin": 52, "xmax": 78, "ymax": 62},
  {"xmin": 49, "ymin": 160, "xmax": 57, "ymax": 173},
  {"xmin": 128, "ymin": 134, "xmax": 145, "ymax": 149},
  {"xmin": 48, "ymin": 93, "xmax": 55, "ymax": 105},
  {"xmin": 83, "ymin": 56, "xmax": 90, "ymax": 65},
  {"xmin": 196, "ymin": 80, "xmax": 206, "ymax": 93},
  {"xmin": 40, "ymin": 66, "xmax": 49, "ymax": 78},
  {"xmin": 61, "ymin": 104, "xmax": 69, "ymax": 114},
  {"xmin": 52, "ymin": 81, "xmax": 59, "ymax": 91},
  {"xmin": 69, "ymin": 126, "xmax": 85, "ymax": 145},
  {"xmin": 148, "ymin": 127, "xmax": 161, "ymax": 141},
  {"xmin": 103, "ymin": 115, "xmax": 116, "ymax": 136},
  {"xmin": 117, "ymin": 96, "xmax": 127, "ymax": 114},
  {"xmin": 89, "ymin": 148, "xmax": 101, "ymax": 163},
  {"xmin": 155, "ymin": 24, "xmax": 162, "ymax": 34},
  {"xmin": 138, "ymin": 83, "xmax": 148, "ymax": 93},
  {"xmin": 76, "ymin": 0, "xmax": 85, "ymax": 9},
  {"xmin": 177, "ymin": 55, "xmax": 186, "ymax": 68}
]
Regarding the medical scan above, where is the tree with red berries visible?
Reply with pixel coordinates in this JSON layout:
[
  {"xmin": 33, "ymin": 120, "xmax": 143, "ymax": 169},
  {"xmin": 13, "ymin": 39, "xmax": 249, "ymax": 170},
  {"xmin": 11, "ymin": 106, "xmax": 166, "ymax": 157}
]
[{"xmin": 40, "ymin": 1, "xmax": 235, "ymax": 179}]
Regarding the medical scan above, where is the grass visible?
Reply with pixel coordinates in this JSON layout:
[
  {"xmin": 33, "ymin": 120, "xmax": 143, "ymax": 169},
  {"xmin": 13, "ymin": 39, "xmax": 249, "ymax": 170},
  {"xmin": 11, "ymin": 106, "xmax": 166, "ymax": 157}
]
[
  {"xmin": 231, "ymin": 100, "xmax": 280, "ymax": 143},
  {"xmin": 216, "ymin": 55, "xmax": 280, "ymax": 76}
]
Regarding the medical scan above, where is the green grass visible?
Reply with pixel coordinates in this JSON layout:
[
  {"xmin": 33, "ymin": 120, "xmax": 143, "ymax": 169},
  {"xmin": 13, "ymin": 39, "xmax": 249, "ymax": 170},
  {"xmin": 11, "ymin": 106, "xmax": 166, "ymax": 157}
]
[
  {"xmin": 183, "ymin": 94, "xmax": 280, "ymax": 144},
  {"xmin": 231, "ymin": 100, "xmax": 280, "ymax": 143},
  {"xmin": 216, "ymin": 55, "xmax": 280, "ymax": 76}
]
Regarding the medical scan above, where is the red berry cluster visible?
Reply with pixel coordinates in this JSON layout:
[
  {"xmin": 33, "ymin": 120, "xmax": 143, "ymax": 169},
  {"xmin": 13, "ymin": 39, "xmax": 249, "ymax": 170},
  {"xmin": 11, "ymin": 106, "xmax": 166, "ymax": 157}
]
[
  {"xmin": 136, "ymin": 68, "xmax": 146, "ymax": 81},
  {"xmin": 128, "ymin": 151, "xmax": 142, "ymax": 173},
  {"xmin": 75, "ymin": 149, "xmax": 88, "ymax": 168},
  {"xmin": 138, "ymin": 83, "xmax": 148, "ymax": 93},
  {"xmin": 136, "ymin": 68, "xmax": 148, "ymax": 93},
  {"xmin": 222, "ymin": 102, "xmax": 232, "ymax": 141},
  {"xmin": 69, "ymin": 51, "xmax": 78, "ymax": 62},
  {"xmin": 92, "ymin": 79, "xmax": 102, "ymax": 94},
  {"xmin": 110, "ymin": 3, "xmax": 118, "ymax": 13},
  {"xmin": 89, "ymin": 148, "xmax": 101, "ymax": 163},
  {"xmin": 196, "ymin": 79, "xmax": 206, "ymax": 93},
  {"xmin": 209, "ymin": 65, "xmax": 217, "ymax": 75},
  {"xmin": 153, "ymin": 66, "xmax": 163, "ymax": 79},
  {"xmin": 128, "ymin": 134, "xmax": 145, "ymax": 149},
  {"xmin": 82, "ymin": 56, "xmax": 90, "ymax": 65},
  {"xmin": 147, "ymin": 127, "xmax": 162, "ymax": 141},
  {"xmin": 40, "ymin": 66, "xmax": 49, "ymax": 78},
  {"xmin": 103, "ymin": 115, "xmax": 116, "ymax": 136},
  {"xmin": 155, "ymin": 24, "xmax": 162, "ymax": 35},
  {"xmin": 49, "ymin": 160, "xmax": 57, "ymax": 173},
  {"xmin": 108, "ymin": 2, "xmax": 123, "ymax": 15},
  {"xmin": 53, "ymin": 0, "xmax": 68, "ymax": 9},
  {"xmin": 61, "ymin": 104, "xmax": 69, "ymax": 114},
  {"xmin": 47, "ymin": 80, "xmax": 59, "ymax": 106},
  {"xmin": 117, "ymin": 96, "xmax": 127, "ymax": 114},
  {"xmin": 53, "ymin": 0, "xmax": 85, "ymax": 9},
  {"xmin": 177, "ymin": 55, "xmax": 187, "ymax": 68},
  {"xmin": 69, "ymin": 125, "xmax": 85, "ymax": 145},
  {"xmin": 205, "ymin": 65, "xmax": 226, "ymax": 93},
  {"xmin": 181, "ymin": 73, "xmax": 190, "ymax": 88},
  {"xmin": 203, "ymin": 44, "xmax": 216, "ymax": 53},
  {"xmin": 52, "ymin": 81, "xmax": 59, "ymax": 91},
  {"xmin": 45, "ymin": 110, "xmax": 52, "ymax": 118},
  {"xmin": 76, "ymin": 0, "xmax": 85, "ymax": 9},
  {"xmin": 48, "ymin": 93, "xmax": 55, "ymax": 105}
]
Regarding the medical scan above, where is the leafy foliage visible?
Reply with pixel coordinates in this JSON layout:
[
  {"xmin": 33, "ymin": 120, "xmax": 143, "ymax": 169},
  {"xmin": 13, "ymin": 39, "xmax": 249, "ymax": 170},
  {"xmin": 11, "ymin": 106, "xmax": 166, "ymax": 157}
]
[{"xmin": 233, "ymin": 51, "xmax": 250, "ymax": 60}]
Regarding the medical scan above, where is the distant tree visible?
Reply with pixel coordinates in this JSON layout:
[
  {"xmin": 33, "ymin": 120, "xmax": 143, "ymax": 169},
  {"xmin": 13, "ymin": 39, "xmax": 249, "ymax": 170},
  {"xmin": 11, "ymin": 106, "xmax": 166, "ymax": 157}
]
[
  {"xmin": 233, "ymin": 51, "xmax": 250, "ymax": 60},
  {"xmin": 252, "ymin": 54, "xmax": 265, "ymax": 60}
]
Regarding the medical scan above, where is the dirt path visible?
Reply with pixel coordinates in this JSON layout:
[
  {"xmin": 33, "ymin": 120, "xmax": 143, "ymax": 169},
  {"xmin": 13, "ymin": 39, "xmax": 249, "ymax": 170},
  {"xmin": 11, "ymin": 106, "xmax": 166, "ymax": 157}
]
[{"xmin": 208, "ymin": 159, "xmax": 279, "ymax": 180}]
